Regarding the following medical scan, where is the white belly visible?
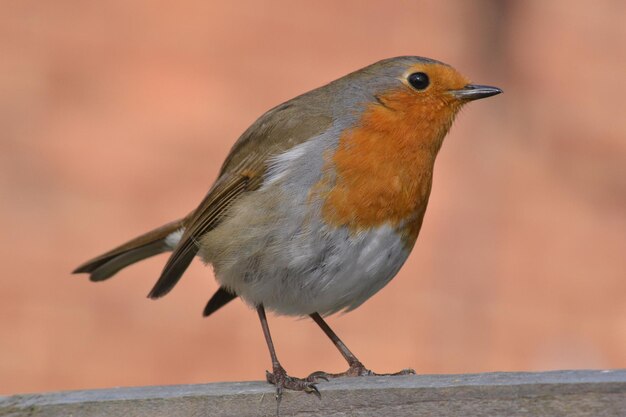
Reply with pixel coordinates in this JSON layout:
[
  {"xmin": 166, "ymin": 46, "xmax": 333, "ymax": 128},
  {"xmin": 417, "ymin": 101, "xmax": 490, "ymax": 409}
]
[
  {"xmin": 198, "ymin": 184, "xmax": 410, "ymax": 316},
  {"xmin": 201, "ymin": 203, "xmax": 409, "ymax": 316}
]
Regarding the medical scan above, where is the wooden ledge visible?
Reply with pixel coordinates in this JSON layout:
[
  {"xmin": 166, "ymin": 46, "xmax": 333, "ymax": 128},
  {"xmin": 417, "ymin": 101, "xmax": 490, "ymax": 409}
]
[{"xmin": 1, "ymin": 370, "xmax": 625, "ymax": 416}]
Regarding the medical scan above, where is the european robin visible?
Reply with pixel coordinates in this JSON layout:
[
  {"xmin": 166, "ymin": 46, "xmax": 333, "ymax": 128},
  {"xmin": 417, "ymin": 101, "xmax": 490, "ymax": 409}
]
[{"xmin": 75, "ymin": 56, "xmax": 502, "ymax": 400}]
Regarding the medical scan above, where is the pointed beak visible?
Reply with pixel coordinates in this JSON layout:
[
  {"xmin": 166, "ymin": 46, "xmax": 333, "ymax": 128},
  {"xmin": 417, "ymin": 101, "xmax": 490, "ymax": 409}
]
[{"xmin": 449, "ymin": 84, "xmax": 503, "ymax": 101}]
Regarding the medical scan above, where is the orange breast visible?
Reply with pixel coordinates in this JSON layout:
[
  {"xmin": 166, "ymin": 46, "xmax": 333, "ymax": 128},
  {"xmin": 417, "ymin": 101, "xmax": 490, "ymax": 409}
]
[{"xmin": 317, "ymin": 87, "xmax": 458, "ymax": 247}]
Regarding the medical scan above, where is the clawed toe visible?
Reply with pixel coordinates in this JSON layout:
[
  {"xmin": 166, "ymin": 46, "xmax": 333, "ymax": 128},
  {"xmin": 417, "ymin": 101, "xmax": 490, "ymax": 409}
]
[
  {"xmin": 306, "ymin": 370, "xmax": 330, "ymax": 382},
  {"xmin": 356, "ymin": 366, "xmax": 416, "ymax": 377},
  {"xmin": 392, "ymin": 368, "xmax": 416, "ymax": 376},
  {"xmin": 309, "ymin": 362, "xmax": 417, "ymax": 379},
  {"xmin": 266, "ymin": 368, "xmax": 321, "ymax": 401}
]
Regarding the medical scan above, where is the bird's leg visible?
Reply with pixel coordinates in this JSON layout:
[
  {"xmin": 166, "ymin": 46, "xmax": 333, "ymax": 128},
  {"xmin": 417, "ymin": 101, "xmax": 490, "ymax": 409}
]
[
  {"xmin": 307, "ymin": 312, "xmax": 415, "ymax": 380},
  {"xmin": 257, "ymin": 305, "xmax": 322, "ymax": 404}
]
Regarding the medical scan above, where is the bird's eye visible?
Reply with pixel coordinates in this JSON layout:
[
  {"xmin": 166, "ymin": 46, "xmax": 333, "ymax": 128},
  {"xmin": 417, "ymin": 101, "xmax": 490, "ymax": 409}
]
[{"xmin": 407, "ymin": 72, "xmax": 430, "ymax": 91}]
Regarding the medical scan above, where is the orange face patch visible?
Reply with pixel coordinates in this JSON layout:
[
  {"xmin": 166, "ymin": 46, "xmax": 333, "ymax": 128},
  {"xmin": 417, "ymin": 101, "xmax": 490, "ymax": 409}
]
[{"xmin": 318, "ymin": 63, "xmax": 470, "ymax": 246}]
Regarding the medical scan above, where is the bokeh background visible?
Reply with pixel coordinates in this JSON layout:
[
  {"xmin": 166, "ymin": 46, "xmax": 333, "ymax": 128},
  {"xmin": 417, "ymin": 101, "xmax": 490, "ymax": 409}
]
[{"xmin": 1, "ymin": 0, "xmax": 625, "ymax": 395}]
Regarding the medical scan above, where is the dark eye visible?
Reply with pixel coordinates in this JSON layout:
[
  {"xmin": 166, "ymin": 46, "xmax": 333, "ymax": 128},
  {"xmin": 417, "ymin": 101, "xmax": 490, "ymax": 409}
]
[{"xmin": 408, "ymin": 72, "xmax": 430, "ymax": 91}]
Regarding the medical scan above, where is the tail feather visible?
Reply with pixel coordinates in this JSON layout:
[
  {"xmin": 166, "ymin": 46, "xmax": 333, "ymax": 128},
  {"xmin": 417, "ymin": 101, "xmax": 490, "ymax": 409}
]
[
  {"xmin": 203, "ymin": 287, "xmax": 237, "ymax": 317},
  {"xmin": 73, "ymin": 219, "xmax": 185, "ymax": 281}
]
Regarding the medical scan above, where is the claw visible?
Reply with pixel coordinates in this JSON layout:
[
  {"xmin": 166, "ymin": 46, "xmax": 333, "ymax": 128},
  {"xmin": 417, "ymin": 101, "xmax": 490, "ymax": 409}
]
[
  {"xmin": 306, "ymin": 383, "xmax": 321, "ymax": 399},
  {"xmin": 307, "ymin": 370, "xmax": 330, "ymax": 382},
  {"xmin": 275, "ymin": 385, "xmax": 283, "ymax": 404}
]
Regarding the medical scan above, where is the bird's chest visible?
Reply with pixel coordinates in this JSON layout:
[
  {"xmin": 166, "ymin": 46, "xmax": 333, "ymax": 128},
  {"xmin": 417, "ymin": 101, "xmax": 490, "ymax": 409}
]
[{"xmin": 316, "ymin": 114, "xmax": 438, "ymax": 248}]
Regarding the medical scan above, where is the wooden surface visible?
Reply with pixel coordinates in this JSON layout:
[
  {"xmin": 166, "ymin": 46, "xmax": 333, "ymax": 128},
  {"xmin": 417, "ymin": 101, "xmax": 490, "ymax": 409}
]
[{"xmin": 1, "ymin": 370, "xmax": 625, "ymax": 417}]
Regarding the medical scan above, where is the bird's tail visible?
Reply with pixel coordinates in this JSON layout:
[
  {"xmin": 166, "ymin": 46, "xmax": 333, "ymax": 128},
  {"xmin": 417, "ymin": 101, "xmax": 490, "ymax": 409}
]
[{"xmin": 73, "ymin": 219, "xmax": 185, "ymax": 282}]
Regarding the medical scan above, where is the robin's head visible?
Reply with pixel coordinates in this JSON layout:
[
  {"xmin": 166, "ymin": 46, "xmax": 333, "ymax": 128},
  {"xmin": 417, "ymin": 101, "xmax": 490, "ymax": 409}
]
[
  {"xmin": 346, "ymin": 56, "xmax": 501, "ymax": 130},
  {"xmin": 332, "ymin": 56, "xmax": 502, "ymax": 151},
  {"xmin": 350, "ymin": 56, "xmax": 501, "ymax": 110}
]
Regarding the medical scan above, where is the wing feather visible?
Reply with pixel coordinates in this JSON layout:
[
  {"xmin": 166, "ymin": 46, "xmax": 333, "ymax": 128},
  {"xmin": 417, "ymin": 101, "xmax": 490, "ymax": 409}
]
[{"xmin": 148, "ymin": 175, "xmax": 251, "ymax": 298}]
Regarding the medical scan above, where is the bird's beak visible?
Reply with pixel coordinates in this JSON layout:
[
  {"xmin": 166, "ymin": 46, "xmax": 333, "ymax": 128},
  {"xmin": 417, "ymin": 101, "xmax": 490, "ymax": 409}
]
[{"xmin": 449, "ymin": 84, "xmax": 502, "ymax": 101}]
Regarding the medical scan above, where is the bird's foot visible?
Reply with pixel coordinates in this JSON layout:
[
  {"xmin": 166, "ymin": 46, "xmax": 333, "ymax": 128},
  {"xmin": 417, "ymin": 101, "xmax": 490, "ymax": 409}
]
[
  {"xmin": 307, "ymin": 360, "xmax": 415, "ymax": 379},
  {"xmin": 266, "ymin": 365, "xmax": 323, "ymax": 404}
]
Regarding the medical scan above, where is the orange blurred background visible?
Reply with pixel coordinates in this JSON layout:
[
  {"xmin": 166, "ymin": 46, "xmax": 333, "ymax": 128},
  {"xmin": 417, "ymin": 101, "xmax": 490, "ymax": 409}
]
[{"xmin": 1, "ymin": 1, "xmax": 625, "ymax": 395}]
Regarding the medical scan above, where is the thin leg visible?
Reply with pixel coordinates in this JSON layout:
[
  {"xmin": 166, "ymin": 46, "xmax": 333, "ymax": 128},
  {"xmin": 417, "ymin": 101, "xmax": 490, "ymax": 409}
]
[
  {"xmin": 310, "ymin": 313, "xmax": 363, "ymax": 371},
  {"xmin": 258, "ymin": 305, "xmax": 281, "ymax": 369},
  {"xmin": 257, "ymin": 305, "xmax": 322, "ymax": 404},
  {"xmin": 308, "ymin": 312, "xmax": 415, "ymax": 379}
]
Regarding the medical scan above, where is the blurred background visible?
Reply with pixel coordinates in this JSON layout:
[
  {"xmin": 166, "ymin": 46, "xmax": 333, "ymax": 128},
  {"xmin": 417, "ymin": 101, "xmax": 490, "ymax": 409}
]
[{"xmin": 1, "ymin": 0, "xmax": 625, "ymax": 395}]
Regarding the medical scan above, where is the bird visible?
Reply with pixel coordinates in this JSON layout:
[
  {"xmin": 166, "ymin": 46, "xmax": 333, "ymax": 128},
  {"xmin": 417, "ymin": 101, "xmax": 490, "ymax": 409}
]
[{"xmin": 74, "ymin": 56, "xmax": 502, "ymax": 401}]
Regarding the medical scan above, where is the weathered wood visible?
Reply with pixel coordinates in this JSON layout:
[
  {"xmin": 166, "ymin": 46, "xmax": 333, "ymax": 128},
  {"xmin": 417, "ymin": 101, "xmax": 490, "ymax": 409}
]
[{"xmin": 1, "ymin": 370, "xmax": 624, "ymax": 417}]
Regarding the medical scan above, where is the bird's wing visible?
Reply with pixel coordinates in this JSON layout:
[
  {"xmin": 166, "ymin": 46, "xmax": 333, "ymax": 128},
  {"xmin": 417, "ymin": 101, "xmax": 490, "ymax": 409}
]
[
  {"xmin": 147, "ymin": 174, "xmax": 251, "ymax": 298},
  {"xmin": 147, "ymin": 100, "xmax": 332, "ymax": 299}
]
